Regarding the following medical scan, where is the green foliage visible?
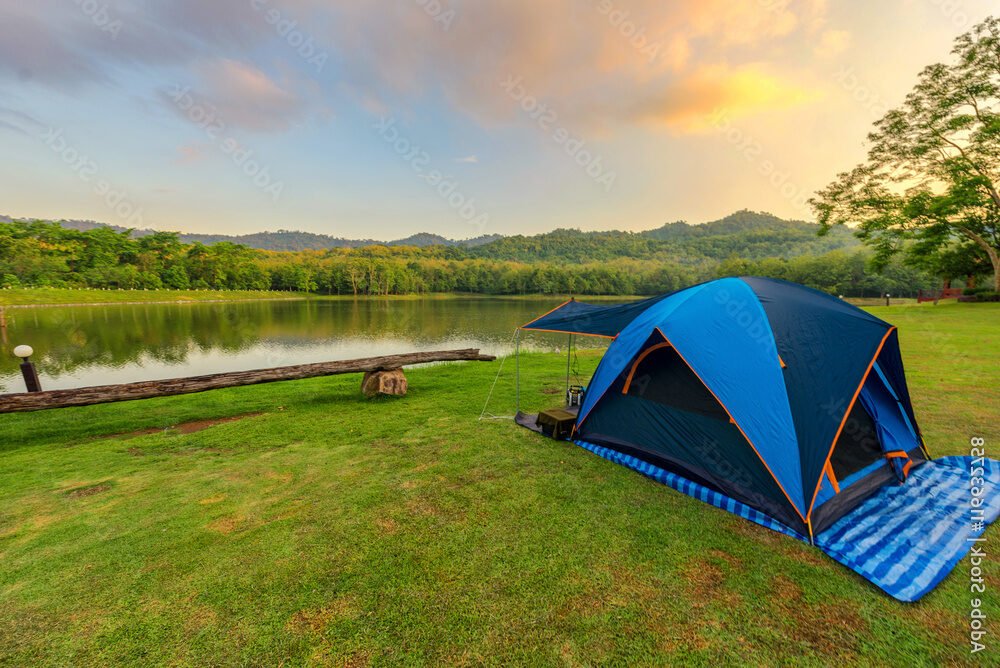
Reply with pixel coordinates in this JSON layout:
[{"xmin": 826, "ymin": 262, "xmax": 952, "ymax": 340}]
[
  {"xmin": 0, "ymin": 213, "xmax": 935, "ymax": 297},
  {"xmin": 465, "ymin": 210, "xmax": 859, "ymax": 264},
  {"xmin": 811, "ymin": 17, "xmax": 1000, "ymax": 290}
]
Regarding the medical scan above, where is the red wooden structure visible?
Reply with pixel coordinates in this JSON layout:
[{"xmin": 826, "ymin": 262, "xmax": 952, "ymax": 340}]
[{"xmin": 917, "ymin": 287, "xmax": 964, "ymax": 303}]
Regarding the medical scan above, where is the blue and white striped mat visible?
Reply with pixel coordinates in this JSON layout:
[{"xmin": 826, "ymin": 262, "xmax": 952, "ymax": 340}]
[
  {"xmin": 573, "ymin": 440, "xmax": 808, "ymax": 541},
  {"xmin": 573, "ymin": 440, "xmax": 999, "ymax": 601},
  {"xmin": 816, "ymin": 456, "xmax": 1000, "ymax": 602}
]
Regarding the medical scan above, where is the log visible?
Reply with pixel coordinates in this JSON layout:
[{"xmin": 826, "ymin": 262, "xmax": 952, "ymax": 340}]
[
  {"xmin": 361, "ymin": 369, "xmax": 407, "ymax": 398},
  {"xmin": 0, "ymin": 349, "xmax": 494, "ymax": 413}
]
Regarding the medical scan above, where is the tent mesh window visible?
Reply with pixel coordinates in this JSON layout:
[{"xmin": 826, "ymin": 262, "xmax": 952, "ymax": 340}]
[
  {"xmin": 829, "ymin": 400, "xmax": 884, "ymax": 480},
  {"xmin": 622, "ymin": 344, "xmax": 729, "ymax": 421}
]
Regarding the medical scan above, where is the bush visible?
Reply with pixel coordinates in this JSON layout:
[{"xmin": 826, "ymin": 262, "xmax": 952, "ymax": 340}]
[{"xmin": 974, "ymin": 291, "xmax": 1000, "ymax": 302}]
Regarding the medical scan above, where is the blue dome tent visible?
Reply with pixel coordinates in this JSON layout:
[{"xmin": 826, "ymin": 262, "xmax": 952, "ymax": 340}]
[{"xmin": 518, "ymin": 277, "xmax": 1000, "ymax": 601}]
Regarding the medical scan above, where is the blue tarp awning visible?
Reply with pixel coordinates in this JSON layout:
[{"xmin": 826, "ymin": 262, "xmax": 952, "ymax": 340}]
[{"xmin": 519, "ymin": 295, "xmax": 671, "ymax": 338}]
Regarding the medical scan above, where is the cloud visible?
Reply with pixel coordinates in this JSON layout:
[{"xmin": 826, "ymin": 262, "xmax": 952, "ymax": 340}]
[
  {"xmin": 454, "ymin": 155, "xmax": 479, "ymax": 164},
  {"xmin": 196, "ymin": 60, "xmax": 305, "ymax": 132},
  {"xmin": 814, "ymin": 29, "xmax": 852, "ymax": 58},
  {"xmin": 631, "ymin": 64, "xmax": 821, "ymax": 132},
  {"xmin": 0, "ymin": 9, "xmax": 101, "ymax": 84},
  {"xmin": 0, "ymin": 106, "xmax": 45, "ymax": 134},
  {"xmin": 160, "ymin": 59, "xmax": 315, "ymax": 133},
  {"xmin": 315, "ymin": 0, "xmax": 833, "ymax": 133},
  {"xmin": 1, "ymin": 0, "xmax": 834, "ymax": 137},
  {"xmin": 176, "ymin": 143, "xmax": 207, "ymax": 164}
]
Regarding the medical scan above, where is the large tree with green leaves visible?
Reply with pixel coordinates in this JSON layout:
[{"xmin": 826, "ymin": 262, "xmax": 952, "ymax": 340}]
[{"xmin": 811, "ymin": 17, "xmax": 1000, "ymax": 290}]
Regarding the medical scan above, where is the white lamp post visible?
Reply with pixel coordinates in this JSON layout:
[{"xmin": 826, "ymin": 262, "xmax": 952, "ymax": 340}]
[{"xmin": 13, "ymin": 344, "xmax": 41, "ymax": 392}]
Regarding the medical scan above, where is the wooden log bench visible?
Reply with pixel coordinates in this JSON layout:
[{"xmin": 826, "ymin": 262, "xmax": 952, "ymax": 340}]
[{"xmin": 0, "ymin": 349, "xmax": 495, "ymax": 413}]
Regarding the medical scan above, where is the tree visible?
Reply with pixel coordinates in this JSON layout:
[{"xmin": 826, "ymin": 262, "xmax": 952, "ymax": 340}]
[
  {"xmin": 906, "ymin": 240, "xmax": 992, "ymax": 288},
  {"xmin": 811, "ymin": 17, "xmax": 1000, "ymax": 290}
]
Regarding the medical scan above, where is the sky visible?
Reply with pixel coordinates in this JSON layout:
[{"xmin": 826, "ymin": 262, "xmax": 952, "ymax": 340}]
[{"xmin": 0, "ymin": 0, "xmax": 994, "ymax": 240}]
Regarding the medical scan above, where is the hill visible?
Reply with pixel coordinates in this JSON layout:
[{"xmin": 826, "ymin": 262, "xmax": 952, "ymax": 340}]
[
  {"xmin": 18, "ymin": 218, "xmax": 502, "ymax": 251},
  {"xmin": 467, "ymin": 210, "xmax": 859, "ymax": 263},
  {"xmin": 3, "ymin": 211, "xmax": 852, "ymax": 261}
]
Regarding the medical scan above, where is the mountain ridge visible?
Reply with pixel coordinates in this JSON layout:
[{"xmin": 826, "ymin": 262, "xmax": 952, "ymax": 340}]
[{"xmin": 0, "ymin": 210, "xmax": 854, "ymax": 258}]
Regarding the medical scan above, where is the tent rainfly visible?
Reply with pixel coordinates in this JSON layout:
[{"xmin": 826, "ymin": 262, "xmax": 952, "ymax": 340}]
[{"xmin": 519, "ymin": 277, "xmax": 1000, "ymax": 601}]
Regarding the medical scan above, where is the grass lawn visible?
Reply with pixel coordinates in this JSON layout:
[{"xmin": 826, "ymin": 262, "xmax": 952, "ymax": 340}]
[
  {"xmin": 0, "ymin": 288, "xmax": 309, "ymax": 307},
  {"xmin": 0, "ymin": 302, "xmax": 996, "ymax": 665}
]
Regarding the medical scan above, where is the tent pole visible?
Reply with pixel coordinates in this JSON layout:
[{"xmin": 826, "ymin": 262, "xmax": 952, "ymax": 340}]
[
  {"xmin": 515, "ymin": 328, "xmax": 521, "ymax": 415},
  {"xmin": 565, "ymin": 333, "xmax": 572, "ymax": 398}
]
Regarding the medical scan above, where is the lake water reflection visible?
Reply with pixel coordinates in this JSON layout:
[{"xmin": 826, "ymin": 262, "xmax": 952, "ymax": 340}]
[{"xmin": 0, "ymin": 297, "xmax": 616, "ymax": 392}]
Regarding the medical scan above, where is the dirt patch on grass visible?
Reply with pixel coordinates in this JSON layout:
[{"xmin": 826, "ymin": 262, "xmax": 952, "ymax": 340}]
[
  {"xmin": 264, "ymin": 471, "xmax": 293, "ymax": 484},
  {"xmin": 375, "ymin": 517, "xmax": 399, "ymax": 534},
  {"xmin": 708, "ymin": 548, "xmax": 744, "ymax": 571},
  {"xmin": 681, "ymin": 559, "xmax": 739, "ymax": 608},
  {"xmin": 308, "ymin": 649, "xmax": 370, "ymax": 668},
  {"xmin": 198, "ymin": 495, "xmax": 227, "ymax": 505},
  {"xmin": 405, "ymin": 496, "xmax": 445, "ymax": 518},
  {"xmin": 772, "ymin": 574, "xmax": 804, "ymax": 600},
  {"xmin": 551, "ymin": 562, "xmax": 666, "ymax": 621},
  {"xmin": 728, "ymin": 517, "xmax": 787, "ymax": 548},
  {"xmin": 207, "ymin": 515, "xmax": 255, "ymax": 535},
  {"xmin": 781, "ymin": 543, "xmax": 829, "ymax": 568},
  {"xmin": 912, "ymin": 604, "xmax": 968, "ymax": 646},
  {"xmin": 764, "ymin": 574, "xmax": 867, "ymax": 660},
  {"xmin": 116, "ymin": 412, "xmax": 263, "ymax": 439},
  {"xmin": 286, "ymin": 597, "xmax": 357, "ymax": 634},
  {"xmin": 794, "ymin": 600, "xmax": 867, "ymax": 658},
  {"xmin": 66, "ymin": 483, "xmax": 111, "ymax": 498},
  {"xmin": 343, "ymin": 652, "xmax": 370, "ymax": 668},
  {"xmin": 183, "ymin": 604, "xmax": 219, "ymax": 633}
]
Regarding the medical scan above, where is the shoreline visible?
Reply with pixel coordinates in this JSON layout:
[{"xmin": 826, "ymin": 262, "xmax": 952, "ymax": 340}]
[
  {"xmin": 0, "ymin": 297, "xmax": 309, "ymax": 309},
  {"xmin": 0, "ymin": 288, "xmax": 926, "ymax": 309},
  {"xmin": 0, "ymin": 290, "xmax": 645, "ymax": 308}
]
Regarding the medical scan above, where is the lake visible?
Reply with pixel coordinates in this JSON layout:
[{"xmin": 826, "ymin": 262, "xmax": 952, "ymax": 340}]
[{"xmin": 0, "ymin": 297, "xmax": 615, "ymax": 392}]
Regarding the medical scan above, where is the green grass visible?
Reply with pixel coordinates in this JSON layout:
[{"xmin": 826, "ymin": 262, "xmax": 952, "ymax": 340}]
[
  {"xmin": 0, "ymin": 302, "xmax": 996, "ymax": 665},
  {"xmin": 0, "ymin": 288, "xmax": 309, "ymax": 307}
]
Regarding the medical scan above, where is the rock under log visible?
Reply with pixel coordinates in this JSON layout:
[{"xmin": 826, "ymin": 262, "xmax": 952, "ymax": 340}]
[{"xmin": 361, "ymin": 368, "xmax": 407, "ymax": 397}]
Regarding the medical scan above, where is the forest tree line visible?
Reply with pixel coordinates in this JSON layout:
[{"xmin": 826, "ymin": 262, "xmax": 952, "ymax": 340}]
[{"xmin": 0, "ymin": 220, "xmax": 938, "ymax": 297}]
